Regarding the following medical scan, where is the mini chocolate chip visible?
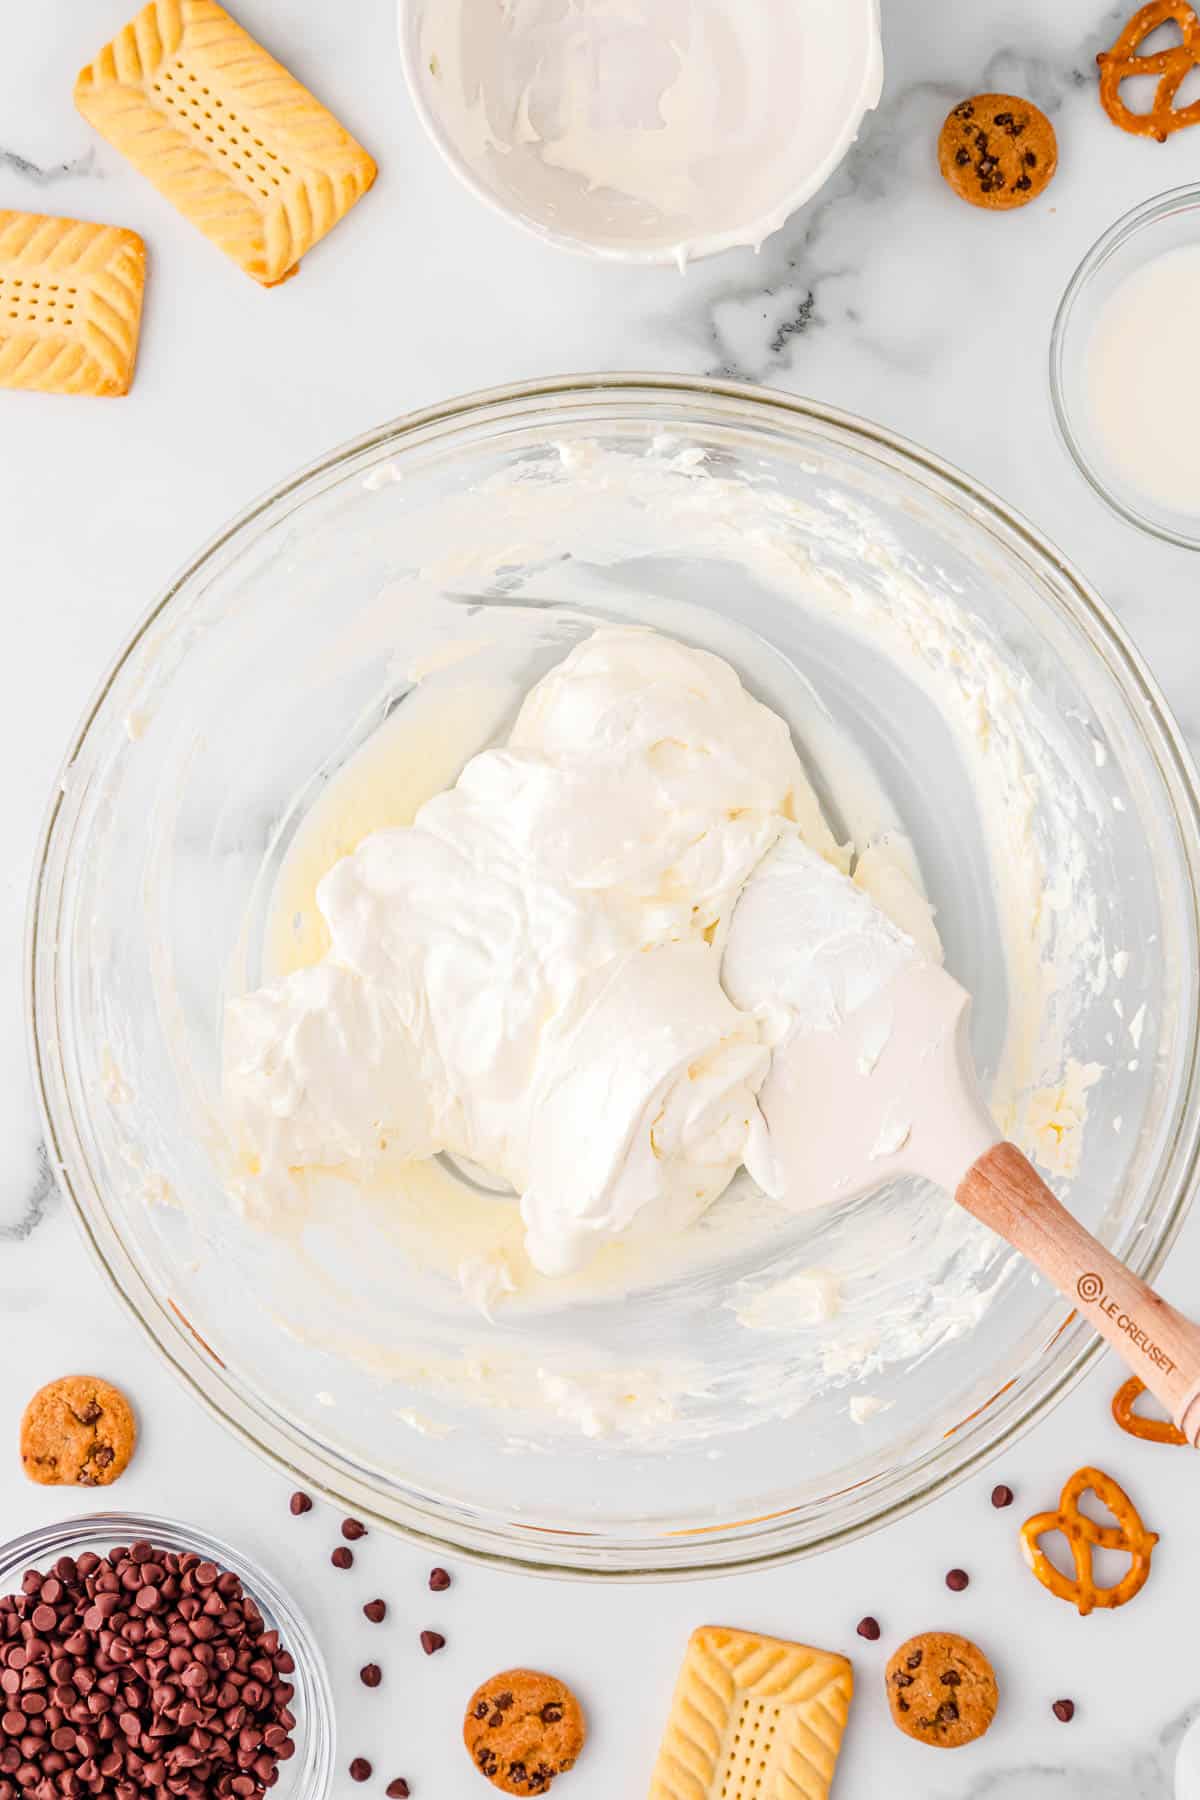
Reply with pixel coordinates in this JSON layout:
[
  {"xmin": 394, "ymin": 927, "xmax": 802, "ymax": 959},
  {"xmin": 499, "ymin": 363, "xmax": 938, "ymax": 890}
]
[
  {"xmin": 360, "ymin": 1665, "xmax": 382, "ymax": 1690},
  {"xmin": 897, "ymin": 1697, "xmax": 910, "ymax": 1712},
  {"xmin": 941, "ymin": 1670, "xmax": 962, "ymax": 1687},
  {"xmin": 509, "ymin": 1764, "xmax": 527, "ymax": 1783},
  {"xmin": 993, "ymin": 111, "xmax": 1013, "ymax": 125},
  {"xmin": 489, "ymin": 1712, "xmax": 505, "ymax": 1729},
  {"xmin": 936, "ymin": 1700, "xmax": 960, "ymax": 1723},
  {"xmin": 288, "ymin": 1492, "xmax": 312, "ymax": 1516},
  {"xmin": 1024, "ymin": 150, "xmax": 1038, "ymax": 165},
  {"xmin": 954, "ymin": 101, "xmax": 975, "ymax": 118},
  {"xmin": 331, "ymin": 1549, "xmax": 353, "ymax": 1571},
  {"xmin": 473, "ymin": 1701, "xmax": 489, "ymax": 1720},
  {"xmin": 363, "ymin": 1600, "xmax": 387, "ymax": 1624},
  {"xmin": 945, "ymin": 1568, "xmax": 969, "ymax": 1591},
  {"xmin": 991, "ymin": 1484, "xmax": 1014, "ymax": 1508},
  {"xmin": 349, "ymin": 1758, "xmax": 372, "ymax": 1782},
  {"xmin": 419, "ymin": 1631, "xmax": 445, "ymax": 1656},
  {"xmin": 540, "ymin": 1704, "xmax": 563, "ymax": 1724},
  {"xmin": 856, "ymin": 1617, "xmax": 881, "ymax": 1641},
  {"xmin": 894, "ymin": 1673, "xmax": 914, "ymax": 1689},
  {"xmin": 906, "ymin": 1651, "xmax": 923, "ymax": 1670},
  {"xmin": 1053, "ymin": 1699, "xmax": 1076, "ymax": 1722},
  {"xmin": 428, "ymin": 1569, "xmax": 451, "ymax": 1593},
  {"xmin": 955, "ymin": 147, "xmax": 970, "ymax": 165},
  {"xmin": 341, "ymin": 1520, "xmax": 366, "ymax": 1542},
  {"xmin": 1015, "ymin": 175, "xmax": 1032, "ymax": 190},
  {"xmin": 386, "ymin": 1783, "xmax": 410, "ymax": 1798}
]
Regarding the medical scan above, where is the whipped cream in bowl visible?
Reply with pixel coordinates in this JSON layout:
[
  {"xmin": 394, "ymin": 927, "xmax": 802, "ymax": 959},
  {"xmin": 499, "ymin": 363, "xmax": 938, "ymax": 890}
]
[
  {"xmin": 398, "ymin": 0, "xmax": 883, "ymax": 264},
  {"xmin": 32, "ymin": 378, "xmax": 1200, "ymax": 1574}
]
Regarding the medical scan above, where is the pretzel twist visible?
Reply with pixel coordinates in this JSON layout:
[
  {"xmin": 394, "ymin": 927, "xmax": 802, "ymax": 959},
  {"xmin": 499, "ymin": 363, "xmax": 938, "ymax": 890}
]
[
  {"xmin": 1020, "ymin": 1465, "xmax": 1158, "ymax": 1615},
  {"xmin": 1097, "ymin": 0, "xmax": 1200, "ymax": 140},
  {"xmin": 1111, "ymin": 1375, "xmax": 1188, "ymax": 1446}
]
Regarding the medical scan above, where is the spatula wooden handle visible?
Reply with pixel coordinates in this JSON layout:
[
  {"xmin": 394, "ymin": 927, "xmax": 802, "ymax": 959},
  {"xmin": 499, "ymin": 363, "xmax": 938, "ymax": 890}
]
[{"xmin": 958, "ymin": 1141, "xmax": 1200, "ymax": 1445}]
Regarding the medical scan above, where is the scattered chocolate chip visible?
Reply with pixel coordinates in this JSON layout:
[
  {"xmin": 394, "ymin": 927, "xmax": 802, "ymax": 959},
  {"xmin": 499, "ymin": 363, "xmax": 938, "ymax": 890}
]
[
  {"xmin": 906, "ymin": 1650, "xmax": 924, "ymax": 1670},
  {"xmin": 945, "ymin": 1568, "xmax": 969, "ymax": 1591},
  {"xmin": 1024, "ymin": 150, "xmax": 1038, "ymax": 166},
  {"xmin": 288, "ymin": 1492, "xmax": 312, "ymax": 1516},
  {"xmin": 991, "ymin": 1484, "xmax": 1014, "ymax": 1508},
  {"xmin": 954, "ymin": 146, "xmax": 970, "ymax": 166},
  {"xmin": 428, "ymin": 1568, "xmax": 451, "ymax": 1592},
  {"xmin": 363, "ymin": 1599, "xmax": 387, "ymax": 1624},
  {"xmin": 954, "ymin": 101, "xmax": 975, "ymax": 118},
  {"xmin": 360, "ymin": 1664, "xmax": 382, "ymax": 1689},
  {"xmin": 936, "ymin": 1699, "xmax": 960, "ymax": 1723},
  {"xmin": 341, "ymin": 1519, "xmax": 367, "ymax": 1542},
  {"xmin": 856, "ymin": 1616, "xmax": 881, "ymax": 1641},
  {"xmin": 940, "ymin": 1670, "xmax": 962, "ymax": 1686},
  {"xmin": 894, "ymin": 1673, "xmax": 914, "ymax": 1689},
  {"xmin": 1052, "ymin": 1698, "xmax": 1076, "ymax": 1722},
  {"xmin": 1015, "ymin": 175, "xmax": 1032, "ymax": 189},
  {"xmin": 350, "ymin": 1757, "xmax": 373, "ymax": 1782},
  {"xmin": 386, "ymin": 1783, "xmax": 410, "ymax": 1798},
  {"xmin": 331, "ymin": 1548, "xmax": 354, "ymax": 1571},
  {"xmin": 419, "ymin": 1631, "xmax": 445, "ymax": 1656},
  {"xmin": 540, "ymin": 1703, "xmax": 563, "ymax": 1724}
]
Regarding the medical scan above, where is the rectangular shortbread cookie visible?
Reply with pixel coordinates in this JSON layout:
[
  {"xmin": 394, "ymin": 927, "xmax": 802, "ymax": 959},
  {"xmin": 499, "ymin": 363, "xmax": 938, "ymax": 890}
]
[
  {"xmin": 0, "ymin": 212, "xmax": 146, "ymax": 396},
  {"xmin": 75, "ymin": 0, "xmax": 376, "ymax": 286},
  {"xmin": 649, "ymin": 1626, "xmax": 854, "ymax": 1800}
]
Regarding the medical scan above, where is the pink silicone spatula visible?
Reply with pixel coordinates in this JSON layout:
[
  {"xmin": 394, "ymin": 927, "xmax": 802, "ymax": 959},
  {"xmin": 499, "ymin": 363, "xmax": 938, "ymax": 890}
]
[{"xmin": 724, "ymin": 838, "xmax": 1200, "ymax": 1443}]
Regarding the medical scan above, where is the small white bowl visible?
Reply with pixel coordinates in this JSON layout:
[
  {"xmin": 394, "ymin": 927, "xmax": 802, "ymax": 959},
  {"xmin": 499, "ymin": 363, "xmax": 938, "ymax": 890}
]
[
  {"xmin": 397, "ymin": 0, "xmax": 883, "ymax": 266},
  {"xmin": 1050, "ymin": 186, "xmax": 1200, "ymax": 550}
]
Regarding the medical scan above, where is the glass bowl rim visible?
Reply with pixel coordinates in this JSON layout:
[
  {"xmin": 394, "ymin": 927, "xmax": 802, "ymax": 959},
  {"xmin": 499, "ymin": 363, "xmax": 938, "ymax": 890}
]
[
  {"xmin": 26, "ymin": 371, "xmax": 1200, "ymax": 1579},
  {"xmin": 1049, "ymin": 182, "xmax": 1200, "ymax": 551},
  {"xmin": 0, "ymin": 1510, "xmax": 334, "ymax": 1799}
]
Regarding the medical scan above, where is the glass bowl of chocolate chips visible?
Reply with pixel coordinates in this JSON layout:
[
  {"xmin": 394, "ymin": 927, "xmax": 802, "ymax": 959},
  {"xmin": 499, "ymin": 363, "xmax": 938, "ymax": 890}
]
[{"xmin": 0, "ymin": 1515, "xmax": 334, "ymax": 1800}]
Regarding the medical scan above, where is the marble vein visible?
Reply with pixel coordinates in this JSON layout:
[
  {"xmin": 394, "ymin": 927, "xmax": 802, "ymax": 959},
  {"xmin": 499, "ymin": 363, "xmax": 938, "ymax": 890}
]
[
  {"xmin": 936, "ymin": 1705, "xmax": 1194, "ymax": 1799},
  {"xmin": 665, "ymin": 2, "xmax": 1139, "ymax": 386},
  {"xmin": 0, "ymin": 147, "xmax": 96, "ymax": 188},
  {"xmin": 0, "ymin": 1144, "xmax": 58, "ymax": 1243}
]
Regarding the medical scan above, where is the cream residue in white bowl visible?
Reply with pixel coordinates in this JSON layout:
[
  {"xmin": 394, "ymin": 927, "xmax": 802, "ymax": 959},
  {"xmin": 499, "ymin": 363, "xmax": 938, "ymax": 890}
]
[{"xmin": 400, "ymin": 0, "xmax": 884, "ymax": 265}]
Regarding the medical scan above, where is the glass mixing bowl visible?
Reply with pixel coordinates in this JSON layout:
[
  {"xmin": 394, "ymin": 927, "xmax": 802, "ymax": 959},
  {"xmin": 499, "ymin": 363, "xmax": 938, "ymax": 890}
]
[{"xmin": 28, "ymin": 375, "xmax": 1200, "ymax": 1578}]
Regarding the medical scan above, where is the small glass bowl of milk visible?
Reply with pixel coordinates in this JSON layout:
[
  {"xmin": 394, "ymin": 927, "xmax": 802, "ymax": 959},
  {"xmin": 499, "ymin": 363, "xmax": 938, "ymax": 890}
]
[{"xmin": 1051, "ymin": 185, "xmax": 1200, "ymax": 549}]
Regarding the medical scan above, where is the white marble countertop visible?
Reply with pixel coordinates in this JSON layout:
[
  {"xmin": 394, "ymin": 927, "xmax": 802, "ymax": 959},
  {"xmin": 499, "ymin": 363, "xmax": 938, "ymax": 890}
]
[{"xmin": 3, "ymin": 2, "xmax": 1200, "ymax": 1796}]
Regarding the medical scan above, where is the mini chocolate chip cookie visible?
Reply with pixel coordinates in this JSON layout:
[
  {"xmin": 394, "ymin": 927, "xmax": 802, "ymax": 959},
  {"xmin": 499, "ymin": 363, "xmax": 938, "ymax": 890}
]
[
  {"xmin": 938, "ymin": 93, "xmax": 1058, "ymax": 209},
  {"xmin": 20, "ymin": 1375, "xmax": 136, "ymax": 1487},
  {"xmin": 463, "ymin": 1669, "xmax": 585, "ymax": 1794},
  {"xmin": 886, "ymin": 1631, "xmax": 998, "ymax": 1748}
]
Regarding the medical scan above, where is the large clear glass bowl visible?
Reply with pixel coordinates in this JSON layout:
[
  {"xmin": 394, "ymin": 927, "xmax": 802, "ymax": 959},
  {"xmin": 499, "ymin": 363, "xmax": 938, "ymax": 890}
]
[{"xmin": 28, "ymin": 375, "xmax": 1200, "ymax": 1578}]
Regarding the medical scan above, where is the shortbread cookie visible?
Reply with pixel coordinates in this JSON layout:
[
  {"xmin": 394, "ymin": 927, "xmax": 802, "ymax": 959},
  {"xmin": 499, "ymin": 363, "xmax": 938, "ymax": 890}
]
[
  {"xmin": 649, "ymin": 1625, "xmax": 853, "ymax": 1799},
  {"xmin": 75, "ymin": 0, "xmax": 376, "ymax": 286},
  {"xmin": 0, "ymin": 213, "xmax": 145, "ymax": 395}
]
